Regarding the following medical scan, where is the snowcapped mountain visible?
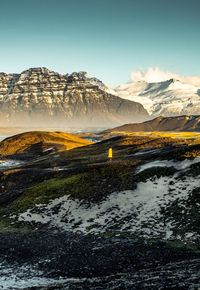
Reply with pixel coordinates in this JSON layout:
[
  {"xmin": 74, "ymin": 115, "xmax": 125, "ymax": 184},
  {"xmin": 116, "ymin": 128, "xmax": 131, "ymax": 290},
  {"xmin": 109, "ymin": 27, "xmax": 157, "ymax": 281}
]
[
  {"xmin": 115, "ymin": 68, "xmax": 200, "ymax": 117},
  {"xmin": 0, "ymin": 68, "xmax": 148, "ymax": 127}
]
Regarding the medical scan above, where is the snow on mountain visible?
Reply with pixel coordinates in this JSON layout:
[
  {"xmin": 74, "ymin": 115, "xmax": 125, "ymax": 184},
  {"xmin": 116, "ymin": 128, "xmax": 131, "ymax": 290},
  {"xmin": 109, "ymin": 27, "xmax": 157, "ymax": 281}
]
[
  {"xmin": 115, "ymin": 68, "xmax": 200, "ymax": 116},
  {"xmin": 130, "ymin": 67, "xmax": 179, "ymax": 83}
]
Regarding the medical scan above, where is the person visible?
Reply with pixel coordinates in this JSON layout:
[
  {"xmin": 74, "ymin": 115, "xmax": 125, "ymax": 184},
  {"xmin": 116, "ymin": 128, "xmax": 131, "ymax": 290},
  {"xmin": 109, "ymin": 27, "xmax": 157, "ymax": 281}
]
[{"xmin": 108, "ymin": 147, "xmax": 113, "ymax": 159}]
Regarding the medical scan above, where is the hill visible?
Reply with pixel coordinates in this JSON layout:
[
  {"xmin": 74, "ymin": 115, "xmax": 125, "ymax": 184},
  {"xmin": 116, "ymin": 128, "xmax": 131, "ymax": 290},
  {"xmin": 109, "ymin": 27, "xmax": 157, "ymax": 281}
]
[
  {"xmin": 104, "ymin": 115, "xmax": 200, "ymax": 134},
  {"xmin": 0, "ymin": 131, "xmax": 91, "ymax": 158}
]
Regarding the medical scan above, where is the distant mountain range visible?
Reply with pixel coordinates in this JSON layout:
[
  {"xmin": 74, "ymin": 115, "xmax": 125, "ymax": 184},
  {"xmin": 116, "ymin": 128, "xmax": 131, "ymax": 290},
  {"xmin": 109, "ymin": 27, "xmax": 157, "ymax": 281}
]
[
  {"xmin": 0, "ymin": 67, "xmax": 148, "ymax": 127},
  {"xmin": 105, "ymin": 115, "xmax": 200, "ymax": 133},
  {"xmin": 2, "ymin": 67, "xmax": 200, "ymax": 129},
  {"xmin": 115, "ymin": 73, "xmax": 200, "ymax": 117}
]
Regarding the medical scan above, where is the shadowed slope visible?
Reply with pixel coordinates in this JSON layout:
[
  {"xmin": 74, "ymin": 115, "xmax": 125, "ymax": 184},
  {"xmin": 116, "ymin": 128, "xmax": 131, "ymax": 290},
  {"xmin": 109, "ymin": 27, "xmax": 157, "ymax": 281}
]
[{"xmin": 104, "ymin": 115, "xmax": 200, "ymax": 134}]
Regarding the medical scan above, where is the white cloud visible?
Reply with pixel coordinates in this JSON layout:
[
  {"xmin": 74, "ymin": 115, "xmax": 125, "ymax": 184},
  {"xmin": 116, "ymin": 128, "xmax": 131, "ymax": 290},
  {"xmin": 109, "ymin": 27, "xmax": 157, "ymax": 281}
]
[
  {"xmin": 130, "ymin": 67, "xmax": 200, "ymax": 86},
  {"xmin": 130, "ymin": 67, "xmax": 179, "ymax": 83}
]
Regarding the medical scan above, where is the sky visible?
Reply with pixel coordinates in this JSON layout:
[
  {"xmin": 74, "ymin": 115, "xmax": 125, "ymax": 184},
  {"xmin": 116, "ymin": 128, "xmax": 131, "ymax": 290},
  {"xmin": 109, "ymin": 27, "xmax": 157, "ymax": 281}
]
[{"xmin": 0, "ymin": 0, "xmax": 199, "ymax": 86}]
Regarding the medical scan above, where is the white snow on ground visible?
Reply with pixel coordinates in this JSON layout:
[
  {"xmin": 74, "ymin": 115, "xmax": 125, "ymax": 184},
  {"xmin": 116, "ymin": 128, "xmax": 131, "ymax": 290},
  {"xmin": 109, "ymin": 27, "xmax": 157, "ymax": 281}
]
[
  {"xmin": 134, "ymin": 148, "xmax": 162, "ymax": 156},
  {"xmin": 0, "ymin": 136, "xmax": 7, "ymax": 142},
  {"xmin": 0, "ymin": 160, "xmax": 23, "ymax": 168},
  {"xmin": 0, "ymin": 263, "xmax": 76, "ymax": 290},
  {"xmin": 17, "ymin": 158, "xmax": 200, "ymax": 240},
  {"xmin": 137, "ymin": 157, "xmax": 200, "ymax": 173}
]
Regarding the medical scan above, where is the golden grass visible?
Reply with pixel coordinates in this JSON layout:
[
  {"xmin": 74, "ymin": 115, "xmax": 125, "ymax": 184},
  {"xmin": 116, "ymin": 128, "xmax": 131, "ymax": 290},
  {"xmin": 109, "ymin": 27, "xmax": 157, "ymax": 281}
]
[
  {"xmin": 108, "ymin": 131, "xmax": 200, "ymax": 140},
  {"xmin": 0, "ymin": 131, "xmax": 92, "ymax": 156}
]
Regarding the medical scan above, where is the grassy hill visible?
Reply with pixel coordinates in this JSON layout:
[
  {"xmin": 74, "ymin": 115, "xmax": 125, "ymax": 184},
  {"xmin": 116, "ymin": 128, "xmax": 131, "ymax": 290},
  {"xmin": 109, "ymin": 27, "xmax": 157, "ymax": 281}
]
[{"xmin": 0, "ymin": 131, "xmax": 92, "ymax": 158}]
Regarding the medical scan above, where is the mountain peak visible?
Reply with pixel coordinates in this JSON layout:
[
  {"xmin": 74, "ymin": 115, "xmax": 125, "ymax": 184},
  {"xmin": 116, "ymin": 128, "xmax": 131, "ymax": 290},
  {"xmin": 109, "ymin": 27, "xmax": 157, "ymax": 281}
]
[{"xmin": 21, "ymin": 67, "xmax": 52, "ymax": 74}]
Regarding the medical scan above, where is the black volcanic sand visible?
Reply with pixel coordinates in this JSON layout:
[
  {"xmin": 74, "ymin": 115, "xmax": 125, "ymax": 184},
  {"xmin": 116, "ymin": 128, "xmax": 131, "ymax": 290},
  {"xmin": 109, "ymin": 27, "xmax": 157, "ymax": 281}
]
[{"xmin": 0, "ymin": 231, "xmax": 200, "ymax": 290}]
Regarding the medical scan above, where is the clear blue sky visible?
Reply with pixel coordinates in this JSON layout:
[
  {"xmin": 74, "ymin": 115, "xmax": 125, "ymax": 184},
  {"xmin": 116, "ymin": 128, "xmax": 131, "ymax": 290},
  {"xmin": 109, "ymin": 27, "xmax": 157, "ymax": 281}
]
[{"xmin": 0, "ymin": 0, "xmax": 199, "ymax": 85}]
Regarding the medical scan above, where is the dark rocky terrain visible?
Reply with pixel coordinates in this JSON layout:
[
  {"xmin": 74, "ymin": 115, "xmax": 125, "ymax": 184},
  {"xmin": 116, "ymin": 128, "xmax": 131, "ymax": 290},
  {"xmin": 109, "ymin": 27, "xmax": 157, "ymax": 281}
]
[
  {"xmin": 0, "ymin": 131, "xmax": 200, "ymax": 289},
  {"xmin": 0, "ymin": 68, "xmax": 148, "ymax": 127},
  {"xmin": 0, "ymin": 232, "xmax": 199, "ymax": 290}
]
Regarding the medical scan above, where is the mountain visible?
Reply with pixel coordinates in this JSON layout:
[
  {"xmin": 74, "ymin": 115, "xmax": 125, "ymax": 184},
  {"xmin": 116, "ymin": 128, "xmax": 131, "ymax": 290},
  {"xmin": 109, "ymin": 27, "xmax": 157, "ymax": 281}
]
[
  {"xmin": 0, "ymin": 68, "xmax": 148, "ymax": 127},
  {"xmin": 104, "ymin": 115, "xmax": 200, "ymax": 133},
  {"xmin": 115, "ymin": 72, "xmax": 200, "ymax": 117}
]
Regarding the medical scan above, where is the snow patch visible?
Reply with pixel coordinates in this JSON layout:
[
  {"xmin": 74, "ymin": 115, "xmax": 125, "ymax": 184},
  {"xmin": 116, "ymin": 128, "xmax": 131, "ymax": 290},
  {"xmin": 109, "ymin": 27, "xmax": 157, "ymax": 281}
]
[
  {"xmin": 0, "ymin": 263, "xmax": 75, "ymax": 290},
  {"xmin": 0, "ymin": 159, "xmax": 23, "ymax": 169},
  {"xmin": 137, "ymin": 157, "xmax": 200, "ymax": 173}
]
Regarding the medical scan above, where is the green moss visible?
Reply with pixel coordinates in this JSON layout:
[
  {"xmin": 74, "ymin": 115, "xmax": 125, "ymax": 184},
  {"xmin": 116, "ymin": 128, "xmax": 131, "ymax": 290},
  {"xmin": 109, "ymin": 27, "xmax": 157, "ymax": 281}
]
[
  {"xmin": 0, "ymin": 218, "xmax": 14, "ymax": 232},
  {"xmin": 0, "ymin": 173, "xmax": 90, "ymax": 215},
  {"xmin": 159, "ymin": 239, "xmax": 200, "ymax": 253},
  {"xmin": 0, "ymin": 217, "xmax": 33, "ymax": 233}
]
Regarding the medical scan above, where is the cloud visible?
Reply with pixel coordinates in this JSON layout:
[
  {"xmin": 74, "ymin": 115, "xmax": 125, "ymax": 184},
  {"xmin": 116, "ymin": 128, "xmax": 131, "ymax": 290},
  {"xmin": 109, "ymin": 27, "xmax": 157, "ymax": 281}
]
[
  {"xmin": 130, "ymin": 67, "xmax": 179, "ymax": 83},
  {"xmin": 130, "ymin": 67, "xmax": 200, "ymax": 86}
]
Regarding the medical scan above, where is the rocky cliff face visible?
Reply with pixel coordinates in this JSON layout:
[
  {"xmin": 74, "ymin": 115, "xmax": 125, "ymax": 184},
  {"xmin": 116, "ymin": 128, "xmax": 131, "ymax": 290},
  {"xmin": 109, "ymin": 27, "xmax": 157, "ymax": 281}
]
[{"xmin": 0, "ymin": 68, "xmax": 148, "ymax": 127}]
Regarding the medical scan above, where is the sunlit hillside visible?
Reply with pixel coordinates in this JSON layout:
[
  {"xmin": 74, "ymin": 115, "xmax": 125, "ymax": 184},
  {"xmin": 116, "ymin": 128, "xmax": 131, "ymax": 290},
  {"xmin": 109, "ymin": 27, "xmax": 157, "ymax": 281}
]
[{"xmin": 0, "ymin": 131, "xmax": 92, "ymax": 157}]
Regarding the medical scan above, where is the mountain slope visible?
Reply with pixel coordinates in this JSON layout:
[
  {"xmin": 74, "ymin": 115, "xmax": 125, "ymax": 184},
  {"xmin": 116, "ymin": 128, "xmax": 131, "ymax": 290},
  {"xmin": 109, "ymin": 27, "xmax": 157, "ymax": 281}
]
[
  {"xmin": 0, "ymin": 68, "xmax": 148, "ymax": 127},
  {"xmin": 116, "ymin": 77, "xmax": 200, "ymax": 117},
  {"xmin": 104, "ymin": 115, "xmax": 200, "ymax": 133}
]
